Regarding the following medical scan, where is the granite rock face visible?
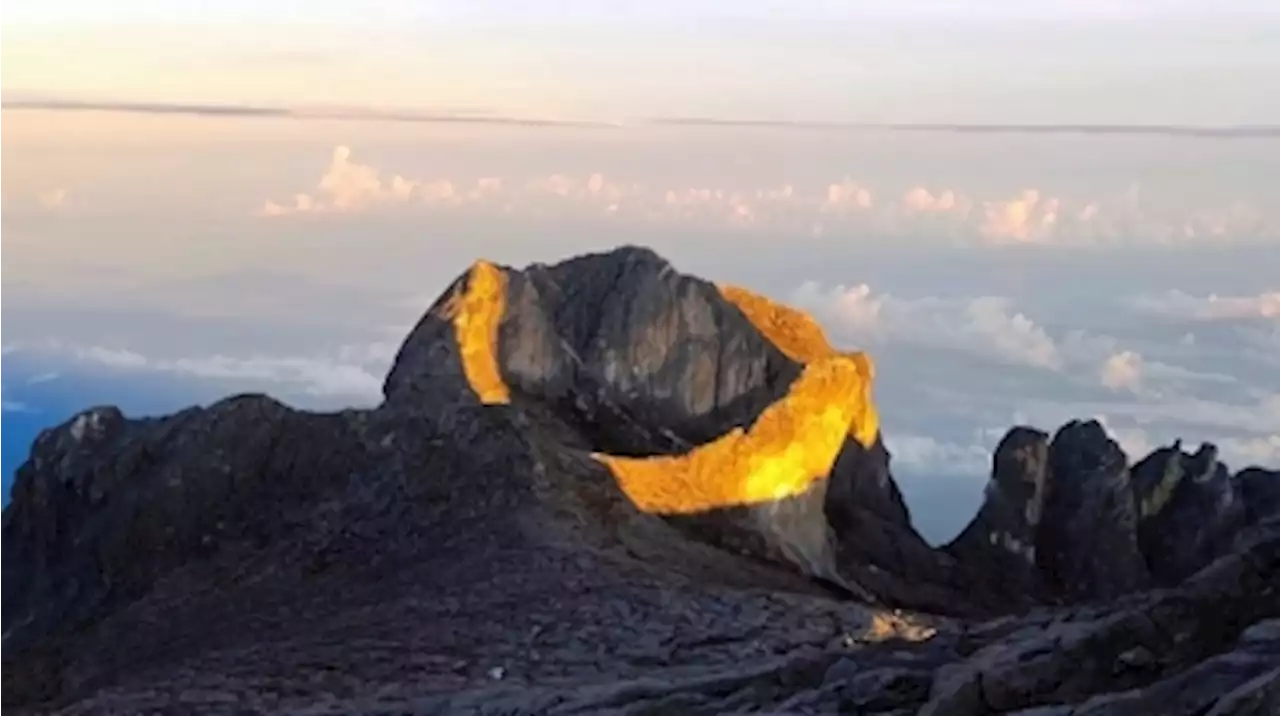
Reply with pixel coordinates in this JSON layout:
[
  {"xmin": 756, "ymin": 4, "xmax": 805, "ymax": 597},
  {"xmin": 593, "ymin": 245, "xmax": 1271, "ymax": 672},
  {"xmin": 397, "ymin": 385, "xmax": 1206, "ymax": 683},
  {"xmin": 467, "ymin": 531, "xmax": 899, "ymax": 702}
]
[
  {"xmin": 2, "ymin": 397, "xmax": 372, "ymax": 658},
  {"xmin": 380, "ymin": 246, "xmax": 932, "ymax": 602},
  {"xmin": 1038, "ymin": 420, "xmax": 1150, "ymax": 600},
  {"xmin": 3, "ymin": 245, "xmax": 1278, "ymax": 715},
  {"xmin": 948, "ymin": 421, "xmax": 1280, "ymax": 612},
  {"xmin": 946, "ymin": 426, "xmax": 1051, "ymax": 606},
  {"xmin": 1235, "ymin": 467, "xmax": 1280, "ymax": 527},
  {"xmin": 1131, "ymin": 441, "xmax": 1246, "ymax": 584}
]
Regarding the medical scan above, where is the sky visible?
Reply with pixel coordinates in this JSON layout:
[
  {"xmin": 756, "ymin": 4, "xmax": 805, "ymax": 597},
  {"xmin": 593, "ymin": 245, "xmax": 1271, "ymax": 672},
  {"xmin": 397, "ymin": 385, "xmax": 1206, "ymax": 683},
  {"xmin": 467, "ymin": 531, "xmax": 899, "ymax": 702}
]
[
  {"xmin": 3, "ymin": 1, "xmax": 1280, "ymax": 543},
  {"xmin": 4, "ymin": 1, "xmax": 1280, "ymax": 124}
]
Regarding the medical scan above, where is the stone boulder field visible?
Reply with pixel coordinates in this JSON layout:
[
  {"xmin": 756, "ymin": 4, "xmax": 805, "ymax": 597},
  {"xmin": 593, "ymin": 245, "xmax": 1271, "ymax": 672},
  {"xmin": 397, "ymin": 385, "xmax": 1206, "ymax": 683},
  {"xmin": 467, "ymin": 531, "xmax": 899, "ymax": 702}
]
[{"xmin": 3, "ymin": 246, "xmax": 1278, "ymax": 715}]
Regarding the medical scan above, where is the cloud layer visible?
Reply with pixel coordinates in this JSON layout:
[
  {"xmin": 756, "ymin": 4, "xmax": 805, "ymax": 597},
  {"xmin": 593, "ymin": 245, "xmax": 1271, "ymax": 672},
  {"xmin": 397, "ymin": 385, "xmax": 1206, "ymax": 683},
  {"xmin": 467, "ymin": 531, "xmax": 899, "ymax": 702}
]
[
  {"xmin": 6, "ymin": 109, "xmax": 1278, "ymax": 545},
  {"xmin": 8, "ymin": 340, "xmax": 391, "ymax": 405},
  {"xmin": 789, "ymin": 279, "xmax": 1278, "ymax": 472},
  {"xmin": 791, "ymin": 283, "xmax": 1063, "ymax": 370},
  {"xmin": 1130, "ymin": 290, "xmax": 1280, "ymax": 321},
  {"xmin": 258, "ymin": 146, "xmax": 1279, "ymax": 247},
  {"xmin": 2, "ymin": 187, "xmax": 70, "ymax": 211}
]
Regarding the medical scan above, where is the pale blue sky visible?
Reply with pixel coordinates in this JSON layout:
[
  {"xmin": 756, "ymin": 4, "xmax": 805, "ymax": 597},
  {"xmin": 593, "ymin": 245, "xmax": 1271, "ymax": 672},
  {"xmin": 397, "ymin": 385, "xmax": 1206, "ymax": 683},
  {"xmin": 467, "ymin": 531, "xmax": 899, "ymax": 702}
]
[{"xmin": 4, "ymin": 1, "xmax": 1280, "ymax": 123}]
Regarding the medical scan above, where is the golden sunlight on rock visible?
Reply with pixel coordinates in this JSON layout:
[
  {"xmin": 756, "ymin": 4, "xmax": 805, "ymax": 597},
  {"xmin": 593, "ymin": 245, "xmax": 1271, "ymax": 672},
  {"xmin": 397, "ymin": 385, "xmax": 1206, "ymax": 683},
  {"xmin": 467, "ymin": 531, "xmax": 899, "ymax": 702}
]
[
  {"xmin": 595, "ymin": 355, "xmax": 864, "ymax": 514},
  {"xmin": 717, "ymin": 284, "xmax": 834, "ymax": 362},
  {"xmin": 444, "ymin": 260, "xmax": 512, "ymax": 404},
  {"xmin": 855, "ymin": 610, "xmax": 940, "ymax": 644},
  {"xmin": 718, "ymin": 284, "xmax": 880, "ymax": 448},
  {"xmin": 440, "ymin": 267, "xmax": 884, "ymax": 516}
]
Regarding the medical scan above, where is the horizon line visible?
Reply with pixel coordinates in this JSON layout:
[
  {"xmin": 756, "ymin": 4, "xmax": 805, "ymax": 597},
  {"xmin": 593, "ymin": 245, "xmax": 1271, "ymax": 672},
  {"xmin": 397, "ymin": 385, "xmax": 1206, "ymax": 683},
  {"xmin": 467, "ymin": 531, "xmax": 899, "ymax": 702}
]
[
  {"xmin": 647, "ymin": 116, "xmax": 1280, "ymax": 138},
  {"xmin": 0, "ymin": 97, "xmax": 623, "ymax": 129},
  {"xmin": 4, "ymin": 96, "xmax": 1279, "ymax": 138}
]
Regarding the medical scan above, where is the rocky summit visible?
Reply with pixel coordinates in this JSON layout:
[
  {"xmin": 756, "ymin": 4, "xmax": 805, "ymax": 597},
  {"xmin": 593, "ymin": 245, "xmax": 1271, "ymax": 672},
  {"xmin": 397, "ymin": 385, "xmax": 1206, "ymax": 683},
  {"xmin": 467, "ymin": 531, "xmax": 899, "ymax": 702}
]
[{"xmin": 3, "ymin": 245, "xmax": 1278, "ymax": 715}]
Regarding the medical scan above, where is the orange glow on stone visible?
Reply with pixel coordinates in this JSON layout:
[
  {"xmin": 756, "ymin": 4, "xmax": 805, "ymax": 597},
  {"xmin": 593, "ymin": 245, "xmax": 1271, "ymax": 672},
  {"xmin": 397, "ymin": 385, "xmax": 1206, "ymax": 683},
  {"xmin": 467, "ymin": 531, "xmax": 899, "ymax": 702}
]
[
  {"xmin": 595, "ymin": 355, "xmax": 866, "ymax": 514},
  {"xmin": 444, "ymin": 260, "xmax": 512, "ymax": 405}
]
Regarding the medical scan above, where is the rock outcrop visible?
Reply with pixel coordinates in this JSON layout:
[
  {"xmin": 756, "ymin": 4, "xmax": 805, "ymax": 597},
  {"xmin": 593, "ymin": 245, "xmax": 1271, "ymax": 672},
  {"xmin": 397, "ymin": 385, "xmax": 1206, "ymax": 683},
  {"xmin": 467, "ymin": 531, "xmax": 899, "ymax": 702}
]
[
  {"xmin": 1039, "ymin": 420, "xmax": 1149, "ymax": 600},
  {"xmin": 946, "ymin": 426, "xmax": 1051, "ymax": 607},
  {"xmin": 946, "ymin": 420, "xmax": 1279, "ymax": 611},
  {"xmin": 3, "ymin": 245, "xmax": 1277, "ymax": 715},
  {"xmin": 1131, "ymin": 441, "xmax": 1246, "ymax": 584},
  {"xmin": 1237, "ymin": 466, "xmax": 1280, "ymax": 524},
  {"xmin": 379, "ymin": 247, "xmax": 947, "ymax": 606}
]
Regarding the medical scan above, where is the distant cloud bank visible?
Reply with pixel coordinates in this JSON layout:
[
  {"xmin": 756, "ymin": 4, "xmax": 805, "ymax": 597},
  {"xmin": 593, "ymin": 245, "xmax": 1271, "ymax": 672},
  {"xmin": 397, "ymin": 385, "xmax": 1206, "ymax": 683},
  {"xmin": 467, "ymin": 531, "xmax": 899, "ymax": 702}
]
[
  {"xmin": 791, "ymin": 282, "xmax": 1063, "ymax": 370},
  {"xmin": 5, "ymin": 340, "xmax": 391, "ymax": 405},
  {"xmin": 3, "ymin": 187, "xmax": 71, "ymax": 211},
  {"xmin": 2, "ymin": 397, "xmax": 29, "ymax": 413},
  {"xmin": 256, "ymin": 145, "xmax": 1279, "ymax": 248},
  {"xmin": 1129, "ymin": 290, "xmax": 1280, "ymax": 322},
  {"xmin": 786, "ymin": 276, "xmax": 1278, "ymax": 470}
]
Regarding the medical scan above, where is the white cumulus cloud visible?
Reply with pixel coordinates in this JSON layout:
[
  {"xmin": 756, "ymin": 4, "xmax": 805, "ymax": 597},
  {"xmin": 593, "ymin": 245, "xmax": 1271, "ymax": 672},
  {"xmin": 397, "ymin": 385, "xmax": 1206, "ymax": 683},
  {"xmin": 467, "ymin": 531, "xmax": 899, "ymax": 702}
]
[
  {"xmin": 792, "ymin": 283, "xmax": 1062, "ymax": 371},
  {"xmin": 979, "ymin": 189, "xmax": 1061, "ymax": 244},
  {"xmin": 254, "ymin": 147, "xmax": 1277, "ymax": 247},
  {"xmin": 1130, "ymin": 290, "xmax": 1280, "ymax": 322},
  {"xmin": 963, "ymin": 297, "xmax": 1063, "ymax": 370},
  {"xmin": 900, "ymin": 186, "xmax": 969, "ymax": 215},
  {"xmin": 823, "ymin": 179, "xmax": 874, "ymax": 211},
  {"xmin": 1, "ymin": 400, "xmax": 28, "ymax": 413},
  {"xmin": 883, "ymin": 433, "xmax": 994, "ymax": 476},
  {"xmin": 260, "ymin": 146, "xmax": 426, "ymax": 215},
  {"xmin": 1101, "ymin": 350, "xmax": 1145, "ymax": 392},
  {"xmin": 37, "ymin": 187, "xmax": 68, "ymax": 209},
  {"xmin": 39, "ymin": 341, "xmax": 388, "ymax": 403}
]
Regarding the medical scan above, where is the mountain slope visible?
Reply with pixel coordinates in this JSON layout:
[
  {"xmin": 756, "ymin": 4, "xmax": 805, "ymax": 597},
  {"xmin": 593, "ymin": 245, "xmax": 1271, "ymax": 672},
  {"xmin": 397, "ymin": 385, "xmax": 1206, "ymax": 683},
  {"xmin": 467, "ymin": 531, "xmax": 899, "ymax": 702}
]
[{"xmin": 3, "ymin": 246, "xmax": 1277, "ymax": 715}]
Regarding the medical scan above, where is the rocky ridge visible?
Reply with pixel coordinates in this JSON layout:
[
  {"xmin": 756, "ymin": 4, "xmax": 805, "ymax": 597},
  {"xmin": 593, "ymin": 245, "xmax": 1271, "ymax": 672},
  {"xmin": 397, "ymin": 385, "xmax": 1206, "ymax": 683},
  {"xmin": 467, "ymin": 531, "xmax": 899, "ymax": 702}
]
[{"xmin": 3, "ymin": 245, "xmax": 1277, "ymax": 715}]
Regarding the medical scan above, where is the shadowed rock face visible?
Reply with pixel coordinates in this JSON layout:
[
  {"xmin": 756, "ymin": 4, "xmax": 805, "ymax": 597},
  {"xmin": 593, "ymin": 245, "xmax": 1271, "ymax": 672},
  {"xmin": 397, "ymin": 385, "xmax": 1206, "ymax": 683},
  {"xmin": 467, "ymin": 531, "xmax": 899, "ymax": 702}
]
[
  {"xmin": 947, "ymin": 422, "xmax": 1280, "ymax": 611},
  {"xmin": 2, "ymin": 398, "xmax": 372, "ymax": 657},
  {"xmin": 1039, "ymin": 420, "xmax": 1149, "ymax": 600},
  {"xmin": 3, "ymin": 245, "xmax": 1278, "ymax": 715},
  {"xmin": 1237, "ymin": 466, "xmax": 1280, "ymax": 524},
  {"xmin": 1132, "ymin": 441, "xmax": 1246, "ymax": 584},
  {"xmin": 946, "ymin": 426, "xmax": 1051, "ymax": 605}
]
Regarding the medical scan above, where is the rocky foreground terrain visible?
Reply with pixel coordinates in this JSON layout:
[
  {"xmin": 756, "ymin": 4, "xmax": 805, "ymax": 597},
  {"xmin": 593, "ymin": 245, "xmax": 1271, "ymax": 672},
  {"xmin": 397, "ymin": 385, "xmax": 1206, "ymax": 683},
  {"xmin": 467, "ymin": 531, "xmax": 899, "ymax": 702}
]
[{"xmin": 3, "ymin": 245, "xmax": 1277, "ymax": 715}]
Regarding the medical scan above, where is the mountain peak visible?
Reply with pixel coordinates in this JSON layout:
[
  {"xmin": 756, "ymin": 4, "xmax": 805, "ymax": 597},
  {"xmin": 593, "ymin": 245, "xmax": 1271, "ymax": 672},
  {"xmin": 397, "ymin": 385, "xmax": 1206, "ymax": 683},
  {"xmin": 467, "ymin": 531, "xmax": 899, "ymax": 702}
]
[{"xmin": 4, "ymin": 245, "xmax": 1278, "ymax": 714}]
